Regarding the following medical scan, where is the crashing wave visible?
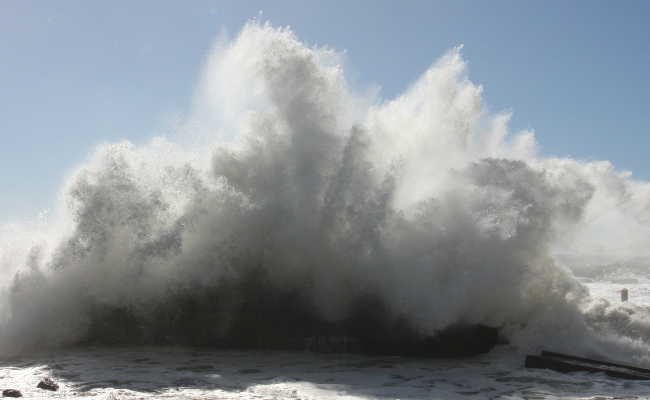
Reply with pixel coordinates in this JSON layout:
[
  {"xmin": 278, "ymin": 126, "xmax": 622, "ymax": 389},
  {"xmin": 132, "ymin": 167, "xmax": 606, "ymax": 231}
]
[{"xmin": 1, "ymin": 22, "xmax": 650, "ymax": 362}]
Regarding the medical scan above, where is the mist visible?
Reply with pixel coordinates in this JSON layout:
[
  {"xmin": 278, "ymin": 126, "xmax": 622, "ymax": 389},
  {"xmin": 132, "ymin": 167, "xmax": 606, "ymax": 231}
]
[{"xmin": 1, "ymin": 22, "xmax": 650, "ymax": 362}]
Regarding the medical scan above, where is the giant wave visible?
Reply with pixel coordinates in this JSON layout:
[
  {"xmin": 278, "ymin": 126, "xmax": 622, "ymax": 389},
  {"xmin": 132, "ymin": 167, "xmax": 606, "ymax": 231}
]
[{"xmin": 2, "ymin": 22, "xmax": 650, "ymax": 362}]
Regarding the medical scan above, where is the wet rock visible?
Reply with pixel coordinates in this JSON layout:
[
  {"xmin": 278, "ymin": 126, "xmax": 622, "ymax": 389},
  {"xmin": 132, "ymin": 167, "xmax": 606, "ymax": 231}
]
[
  {"xmin": 416, "ymin": 324, "xmax": 502, "ymax": 357},
  {"xmin": 2, "ymin": 389, "xmax": 22, "ymax": 398},
  {"xmin": 37, "ymin": 377, "xmax": 59, "ymax": 391}
]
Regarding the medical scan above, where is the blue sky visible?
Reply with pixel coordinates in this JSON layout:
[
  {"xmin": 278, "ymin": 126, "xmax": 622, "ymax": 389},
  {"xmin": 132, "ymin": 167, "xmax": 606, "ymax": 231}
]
[{"xmin": 1, "ymin": 1, "xmax": 649, "ymax": 223}]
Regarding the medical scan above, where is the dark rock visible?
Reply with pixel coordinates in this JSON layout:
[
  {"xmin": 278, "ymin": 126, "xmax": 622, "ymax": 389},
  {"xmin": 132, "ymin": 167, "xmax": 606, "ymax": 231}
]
[
  {"xmin": 526, "ymin": 350, "xmax": 650, "ymax": 380},
  {"xmin": 37, "ymin": 377, "xmax": 59, "ymax": 391},
  {"xmin": 416, "ymin": 324, "xmax": 501, "ymax": 357},
  {"xmin": 2, "ymin": 389, "xmax": 22, "ymax": 398},
  {"xmin": 74, "ymin": 276, "xmax": 503, "ymax": 357}
]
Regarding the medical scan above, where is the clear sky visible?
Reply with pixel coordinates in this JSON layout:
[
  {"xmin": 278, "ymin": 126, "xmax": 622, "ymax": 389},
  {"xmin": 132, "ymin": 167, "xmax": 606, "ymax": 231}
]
[{"xmin": 1, "ymin": 1, "xmax": 649, "ymax": 223}]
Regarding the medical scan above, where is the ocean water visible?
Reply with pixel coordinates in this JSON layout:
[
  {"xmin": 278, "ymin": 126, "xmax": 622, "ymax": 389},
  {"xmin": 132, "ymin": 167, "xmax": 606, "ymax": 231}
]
[
  {"xmin": 1, "ymin": 332, "xmax": 649, "ymax": 399},
  {"xmin": 2, "ymin": 21, "xmax": 650, "ymax": 399},
  {"xmin": 0, "ymin": 274, "xmax": 647, "ymax": 399}
]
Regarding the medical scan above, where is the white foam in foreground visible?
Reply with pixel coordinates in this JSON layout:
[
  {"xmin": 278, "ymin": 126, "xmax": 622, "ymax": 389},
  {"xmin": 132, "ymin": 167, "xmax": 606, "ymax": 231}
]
[{"xmin": 2, "ymin": 345, "xmax": 650, "ymax": 400}]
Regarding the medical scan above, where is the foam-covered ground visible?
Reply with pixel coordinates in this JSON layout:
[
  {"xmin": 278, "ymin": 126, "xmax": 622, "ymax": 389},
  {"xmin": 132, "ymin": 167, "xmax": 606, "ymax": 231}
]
[{"xmin": 2, "ymin": 344, "xmax": 650, "ymax": 400}]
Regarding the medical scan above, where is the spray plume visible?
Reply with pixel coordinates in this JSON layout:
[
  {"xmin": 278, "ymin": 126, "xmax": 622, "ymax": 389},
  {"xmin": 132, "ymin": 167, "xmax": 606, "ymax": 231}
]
[{"xmin": 1, "ymin": 22, "xmax": 650, "ymax": 361}]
